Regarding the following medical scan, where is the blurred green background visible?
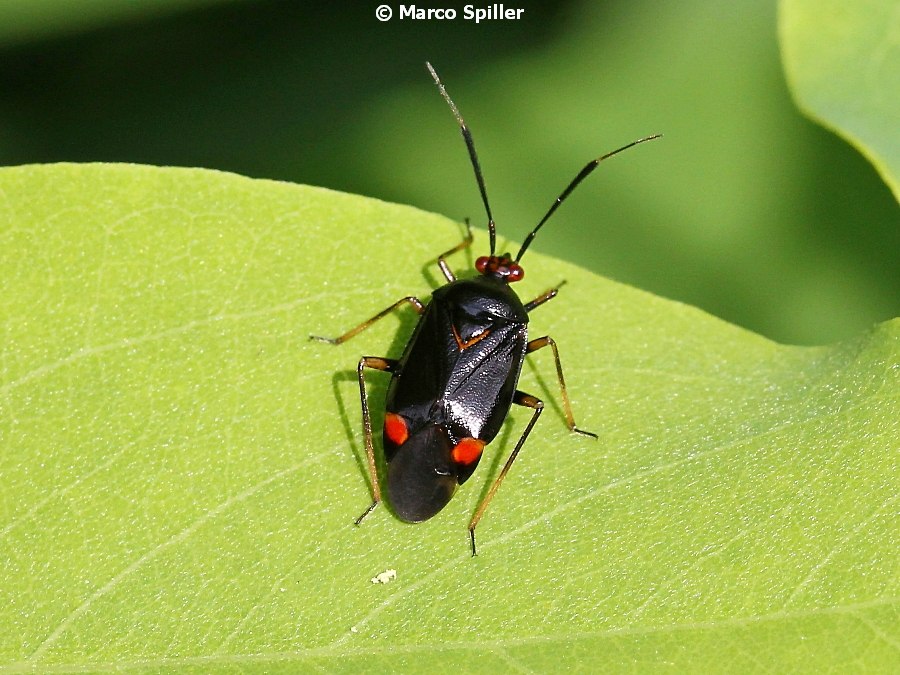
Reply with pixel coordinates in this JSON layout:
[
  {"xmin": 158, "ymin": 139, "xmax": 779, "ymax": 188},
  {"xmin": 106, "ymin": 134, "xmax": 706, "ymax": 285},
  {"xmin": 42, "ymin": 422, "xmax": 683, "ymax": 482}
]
[{"xmin": 1, "ymin": 0, "xmax": 896, "ymax": 345}]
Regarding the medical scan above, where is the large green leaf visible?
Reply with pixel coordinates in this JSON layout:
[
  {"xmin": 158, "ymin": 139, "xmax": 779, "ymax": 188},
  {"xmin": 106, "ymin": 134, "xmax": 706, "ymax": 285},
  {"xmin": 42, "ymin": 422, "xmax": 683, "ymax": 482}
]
[
  {"xmin": 780, "ymin": 0, "xmax": 900, "ymax": 199},
  {"xmin": 1, "ymin": 164, "xmax": 896, "ymax": 672}
]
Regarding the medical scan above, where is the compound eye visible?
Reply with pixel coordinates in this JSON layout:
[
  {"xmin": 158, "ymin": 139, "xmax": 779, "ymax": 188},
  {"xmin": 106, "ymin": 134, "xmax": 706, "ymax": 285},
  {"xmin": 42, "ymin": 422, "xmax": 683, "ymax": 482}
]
[
  {"xmin": 507, "ymin": 264, "xmax": 524, "ymax": 282},
  {"xmin": 475, "ymin": 256, "xmax": 490, "ymax": 274}
]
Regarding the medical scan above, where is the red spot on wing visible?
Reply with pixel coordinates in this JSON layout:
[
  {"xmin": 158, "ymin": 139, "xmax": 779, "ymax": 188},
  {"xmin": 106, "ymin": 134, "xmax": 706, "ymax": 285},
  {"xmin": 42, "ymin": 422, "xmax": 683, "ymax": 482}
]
[
  {"xmin": 384, "ymin": 412, "xmax": 409, "ymax": 446},
  {"xmin": 452, "ymin": 437, "xmax": 485, "ymax": 465}
]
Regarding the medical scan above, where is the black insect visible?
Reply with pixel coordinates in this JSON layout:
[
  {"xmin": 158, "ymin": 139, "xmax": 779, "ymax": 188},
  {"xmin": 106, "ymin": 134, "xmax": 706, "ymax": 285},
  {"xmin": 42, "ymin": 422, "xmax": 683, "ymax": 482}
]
[{"xmin": 312, "ymin": 62, "xmax": 658, "ymax": 555}]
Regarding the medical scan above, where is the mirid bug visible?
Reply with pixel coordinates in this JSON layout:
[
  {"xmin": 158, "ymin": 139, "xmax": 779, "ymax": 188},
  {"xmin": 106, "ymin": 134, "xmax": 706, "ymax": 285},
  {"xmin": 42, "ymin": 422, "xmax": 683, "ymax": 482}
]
[{"xmin": 312, "ymin": 63, "xmax": 659, "ymax": 555}]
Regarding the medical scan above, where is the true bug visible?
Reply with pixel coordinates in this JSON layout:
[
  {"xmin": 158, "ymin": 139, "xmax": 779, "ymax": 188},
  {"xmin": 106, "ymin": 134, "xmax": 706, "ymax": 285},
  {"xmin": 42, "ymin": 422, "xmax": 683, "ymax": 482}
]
[{"xmin": 312, "ymin": 63, "xmax": 658, "ymax": 555}]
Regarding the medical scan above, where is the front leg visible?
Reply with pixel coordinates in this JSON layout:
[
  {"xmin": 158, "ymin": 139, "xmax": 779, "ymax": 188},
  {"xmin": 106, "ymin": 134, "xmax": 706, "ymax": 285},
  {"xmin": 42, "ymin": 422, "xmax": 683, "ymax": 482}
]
[
  {"xmin": 524, "ymin": 280, "xmax": 566, "ymax": 313},
  {"xmin": 309, "ymin": 297, "xmax": 424, "ymax": 345},
  {"xmin": 436, "ymin": 219, "xmax": 474, "ymax": 283}
]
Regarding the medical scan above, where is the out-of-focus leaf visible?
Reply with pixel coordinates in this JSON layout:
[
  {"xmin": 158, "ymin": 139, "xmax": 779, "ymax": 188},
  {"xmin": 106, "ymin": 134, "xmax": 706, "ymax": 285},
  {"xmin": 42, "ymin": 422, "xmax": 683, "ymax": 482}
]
[
  {"xmin": 780, "ymin": 0, "xmax": 900, "ymax": 199},
  {"xmin": 0, "ymin": 0, "xmax": 232, "ymax": 45}
]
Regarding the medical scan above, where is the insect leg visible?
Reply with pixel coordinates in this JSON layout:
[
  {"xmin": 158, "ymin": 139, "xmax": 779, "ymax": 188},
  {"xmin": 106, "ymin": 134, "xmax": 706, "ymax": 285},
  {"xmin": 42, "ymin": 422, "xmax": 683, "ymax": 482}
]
[
  {"xmin": 524, "ymin": 280, "xmax": 567, "ymax": 313},
  {"xmin": 309, "ymin": 297, "xmax": 424, "ymax": 344},
  {"xmin": 436, "ymin": 218, "xmax": 474, "ymax": 283},
  {"xmin": 527, "ymin": 336, "xmax": 598, "ymax": 439},
  {"xmin": 468, "ymin": 390, "xmax": 543, "ymax": 556},
  {"xmin": 355, "ymin": 356, "xmax": 398, "ymax": 525}
]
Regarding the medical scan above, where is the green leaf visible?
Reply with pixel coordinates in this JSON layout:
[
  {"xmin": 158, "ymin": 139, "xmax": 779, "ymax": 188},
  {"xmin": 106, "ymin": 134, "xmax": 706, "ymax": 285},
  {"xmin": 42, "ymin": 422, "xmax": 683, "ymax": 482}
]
[
  {"xmin": 780, "ymin": 0, "xmax": 900, "ymax": 200},
  {"xmin": 1, "ymin": 164, "xmax": 897, "ymax": 672}
]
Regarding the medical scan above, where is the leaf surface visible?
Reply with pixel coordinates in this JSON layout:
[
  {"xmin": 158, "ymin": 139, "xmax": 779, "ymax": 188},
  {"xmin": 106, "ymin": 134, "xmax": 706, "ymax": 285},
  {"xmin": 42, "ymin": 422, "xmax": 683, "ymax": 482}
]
[{"xmin": 0, "ymin": 164, "xmax": 896, "ymax": 672}]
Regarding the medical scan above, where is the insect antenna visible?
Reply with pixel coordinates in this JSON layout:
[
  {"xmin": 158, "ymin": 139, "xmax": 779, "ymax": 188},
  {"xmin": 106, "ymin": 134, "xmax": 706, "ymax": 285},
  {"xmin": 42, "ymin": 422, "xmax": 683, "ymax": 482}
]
[
  {"xmin": 515, "ymin": 134, "xmax": 662, "ymax": 262},
  {"xmin": 426, "ymin": 62, "xmax": 497, "ymax": 256}
]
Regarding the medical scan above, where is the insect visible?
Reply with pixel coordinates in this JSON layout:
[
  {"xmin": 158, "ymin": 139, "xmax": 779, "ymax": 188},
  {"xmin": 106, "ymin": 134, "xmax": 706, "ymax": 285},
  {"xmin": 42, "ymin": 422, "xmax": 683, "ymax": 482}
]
[{"xmin": 311, "ymin": 62, "xmax": 658, "ymax": 555}]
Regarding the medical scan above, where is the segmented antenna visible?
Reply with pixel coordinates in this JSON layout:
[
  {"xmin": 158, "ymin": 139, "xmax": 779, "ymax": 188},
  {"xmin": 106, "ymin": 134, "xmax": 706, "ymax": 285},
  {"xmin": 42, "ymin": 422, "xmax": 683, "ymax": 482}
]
[
  {"xmin": 515, "ymin": 134, "xmax": 662, "ymax": 262},
  {"xmin": 426, "ymin": 62, "xmax": 497, "ymax": 256}
]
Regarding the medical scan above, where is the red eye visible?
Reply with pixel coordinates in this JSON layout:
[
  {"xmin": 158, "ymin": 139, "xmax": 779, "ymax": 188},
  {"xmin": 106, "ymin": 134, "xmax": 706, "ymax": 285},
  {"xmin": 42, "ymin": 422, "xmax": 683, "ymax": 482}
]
[
  {"xmin": 475, "ymin": 256, "xmax": 490, "ymax": 274},
  {"xmin": 508, "ymin": 264, "xmax": 524, "ymax": 282}
]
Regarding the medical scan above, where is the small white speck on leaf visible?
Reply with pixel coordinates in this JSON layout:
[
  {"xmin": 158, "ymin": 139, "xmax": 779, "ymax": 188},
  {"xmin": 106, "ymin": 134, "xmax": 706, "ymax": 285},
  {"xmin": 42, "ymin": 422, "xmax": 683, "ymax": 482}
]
[{"xmin": 370, "ymin": 569, "xmax": 397, "ymax": 584}]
